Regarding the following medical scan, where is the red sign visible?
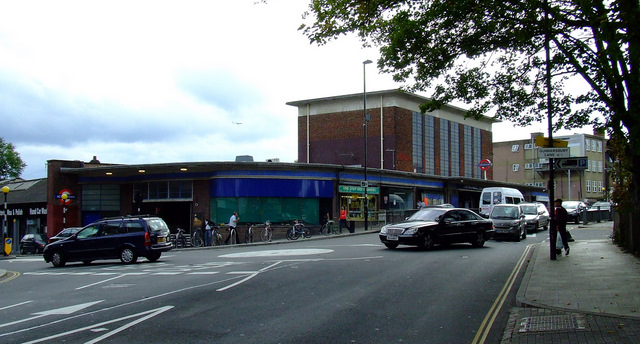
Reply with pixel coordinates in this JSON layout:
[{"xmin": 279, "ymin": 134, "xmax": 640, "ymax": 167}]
[
  {"xmin": 57, "ymin": 189, "xmax": 75, "ymax": 205},
  {"xmin": 478, "ymin": 159, "xmax": 492, "ymax": 171}
]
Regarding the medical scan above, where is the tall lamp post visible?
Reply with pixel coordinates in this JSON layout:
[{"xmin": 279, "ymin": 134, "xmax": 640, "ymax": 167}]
[
  {"xmin": 2, "ymin": 186, "xmax": 9, "ymax": 256},
  {"xmin": 363, "ymin": 59, "xmax": 372, "ymax": 231},
  {"xmin": 61, "ymin": 193, "xmax": 68, "ymax": 229}
]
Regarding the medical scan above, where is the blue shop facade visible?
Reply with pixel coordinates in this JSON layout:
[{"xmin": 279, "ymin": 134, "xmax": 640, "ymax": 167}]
[{"xmin": 46, "ymin": 159, "xmax": 545, "ymax": 237}]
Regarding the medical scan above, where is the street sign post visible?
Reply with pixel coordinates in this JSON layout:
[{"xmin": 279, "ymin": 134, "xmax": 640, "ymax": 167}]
[
  {"xmin": 535, "ymin": 136, "xmax": 568, "ymax": 147},
  {"xmin": 555, "ymin": 157, "xmax": 588, "ymax": 170},
  {"xmin": 538, "ymin": 147, "xmax": 570, "ymax": 158}
]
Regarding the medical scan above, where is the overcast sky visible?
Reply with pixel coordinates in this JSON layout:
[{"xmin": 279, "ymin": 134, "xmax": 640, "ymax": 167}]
[{"xmin": 1, "ymin": 0, "xmax": 582, "ymax": 180}]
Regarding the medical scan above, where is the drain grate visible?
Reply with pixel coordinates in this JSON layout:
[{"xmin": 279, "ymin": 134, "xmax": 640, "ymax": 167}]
[{"xmin": 519, "ymin": 314, "xmax": 587, "ymax": 333}]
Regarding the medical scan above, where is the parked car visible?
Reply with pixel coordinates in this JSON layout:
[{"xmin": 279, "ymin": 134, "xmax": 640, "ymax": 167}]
[
  {"xmin": 490, "ymin": 204, "xmax": 527, "ymax": 241},
  {"xmin": 20, "ymin": 233, "xmax": 49, "ymax": 254},
  {"xmin": 588, "ymin": 201, "xmax": 611, "ymax": 211},
  {"xmin": 519, "ymin": 203, "xmax": 549, "ymax": 232},
  {"xmin": 48, "ymin": 227, "xmax": 82, "ymax": 244},
  {"xmin": 43, "ymin": 215, "xmax": 172, "ymax": 267},
  {"xmin": 379, "ymin": 208, "xmax": 494, "ymax": 250},
  {"xmin": 562, "ymin": 201, "xmax": 587, "ymax": 224}
]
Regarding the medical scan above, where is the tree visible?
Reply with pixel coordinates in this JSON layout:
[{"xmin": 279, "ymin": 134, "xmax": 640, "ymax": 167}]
[
  {"xmin": 300, "ymin": 0, "xmax": 640, "ymax": 252},
  {"xmin": 0, "ymin": 137, "xmax": 26, "ymax": 179}
]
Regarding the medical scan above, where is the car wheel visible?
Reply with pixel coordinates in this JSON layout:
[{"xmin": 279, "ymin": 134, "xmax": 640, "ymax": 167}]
[
  {"xmin": 522, "ymin": 226, "xmax": 527, "ymax": 239},
  {"xmin": 146, "ymin": 252, "xmax": 161, "ymax": 262},
  {"xmin": 384, "ymin": 243, "xmax": 398, "ymax": 249},
  {"xmin": 419, "ymin": 232, "xmax": 435, "ymax": 250},
  {"xmin": 51, "ymin": 251, "xmax": 66, "ymax": 267},
  {"xmin": 20, "ymin": 246, "xmax": 25, "ymax": 255},
  {"xmin": 471, "ymin": 231, "xmax": 485, "ymax": 248},
  {"xmin": 119, "ymin": 247, "xmax": 138, "ymax": 264},
  {"xmin": 534, "ymin": 221, "xmax": 539, "ymax": 232}
]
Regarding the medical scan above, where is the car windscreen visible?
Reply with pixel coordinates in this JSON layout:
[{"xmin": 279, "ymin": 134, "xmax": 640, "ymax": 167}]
[
  {"xmin": 407, "ymin": 209, "xmax": 448, "ymax": 222},
  {"xmin": 490, "ymin": 206, "xmax": 519, "ymax": 219},
  {"xmin": 521, "ymin": 205, "xmax": 537, "ymax": 215},
  {"xmin": 562, "ymin": 202, "xmax": 580, "ymax": 210},
  {"xmin": 146, "ymin": 218, "xmax": 170, "ymax": 232}
]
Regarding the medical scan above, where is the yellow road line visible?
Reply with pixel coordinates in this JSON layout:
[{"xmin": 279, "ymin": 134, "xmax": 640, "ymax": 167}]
[
  {"xmin": 0, "ymin": 271, "xmax": 20, "ymax": 284},
  {"xmin": 472, "ymin": 244, "xmax": 533, "ymax": 344}
]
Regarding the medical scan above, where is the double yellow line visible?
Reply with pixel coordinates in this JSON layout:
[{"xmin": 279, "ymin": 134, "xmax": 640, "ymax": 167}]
[
  {"xmin": 472, "ymin": 244, "xmax": 534, "ymax": 344},
  {"xmin": 0, "ymin": 271, "xmax": 20, "ymax": 284}
]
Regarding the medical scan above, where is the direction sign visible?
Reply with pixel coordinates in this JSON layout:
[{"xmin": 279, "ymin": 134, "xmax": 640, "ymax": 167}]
[
  {"xmin": 538, "ymin": 147, "xmax": 570, "ymax": 158},
  {"xmin": 555, "ymin": 157, "xmax": 588, "ymax": 170},
  {"xmin": 535, "ymin": 136, "xmax": 569, "ymax": 148}
]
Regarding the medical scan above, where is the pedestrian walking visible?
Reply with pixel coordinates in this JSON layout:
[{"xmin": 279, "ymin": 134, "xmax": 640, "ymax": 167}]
[
  {"xmin": 225, "ymin": 212, "xmax": 240, "ymax": 245},
  {"xmin": 339, "ymin": 206, "xmax": 348, "ymax": 234},
  {"xmin": 555, "ymin": 198, "xmax": 570, "ymax": 256},
  {"xmin": 204, "ymin": 219, "xmax": 212, "ymax": 246}
]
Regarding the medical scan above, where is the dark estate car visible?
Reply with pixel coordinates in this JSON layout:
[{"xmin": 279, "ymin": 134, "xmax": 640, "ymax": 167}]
[
  {"xmin": 43, "ymin": 215, "xmax": 172, "ymax": 267},
  {"xmin": 379, "ymin": 208, "xmax": 494, "ymax": 250},
  {"xmin": 20, "ymin": 233, "xmax": 49, "ymax": 254},
  {"xmin": 48, "ymin": 227, "xmax": 82, "ymax": 244}
]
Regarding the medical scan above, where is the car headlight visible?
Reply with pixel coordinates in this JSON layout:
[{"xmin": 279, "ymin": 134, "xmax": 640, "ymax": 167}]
[
  {"xmin": 380, "ymin": 226, "xmax": 389, "ymax": 235},
  {"xmin": 404, "ymin": 227, "xmax": 420, "ymax": 235}
]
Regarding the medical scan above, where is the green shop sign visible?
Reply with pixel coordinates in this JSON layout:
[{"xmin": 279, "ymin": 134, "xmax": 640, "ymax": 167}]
[{"xmin": 339, "ymin": 185, "xmax": 380, "ymax": 195}]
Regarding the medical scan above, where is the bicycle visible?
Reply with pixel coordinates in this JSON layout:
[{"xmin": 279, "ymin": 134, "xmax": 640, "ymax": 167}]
[
  {"xmin": 320, "ymin": 220, "xmax": 338, "ymax": 235},
  {"xmin": 286, "ymin": 220, "xmax": 311, "ymax": 240},
  {"xmin": 245, "ymin": 224, "xmax": 254, "ymax": 244},
  {"xmin": 260, "ymin": 221, "xmax": 272, "ymax": 242},
  {"xmin": 191, "ymin": 227, "xmax": 205, "ymax": 247},
  {"xmin": 172, "ymin": 228, "xmax": 189, "ymax": 248},
  {"xmin": 211, "ymin": 225, "xmax": 223, "ymax": 246}
]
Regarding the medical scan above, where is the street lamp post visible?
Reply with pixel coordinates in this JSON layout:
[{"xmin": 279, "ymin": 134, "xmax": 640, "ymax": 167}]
[
  {"xmin": 363, "ymin": 59, "xmax": 372, "ymax": 231},
  {"xmin": 2, "ymin": 186, "xmax": 9, "ymax": 256}
]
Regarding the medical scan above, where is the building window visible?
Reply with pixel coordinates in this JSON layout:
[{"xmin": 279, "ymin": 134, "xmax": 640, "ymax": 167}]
[
  {"xmin": 464, "ymin": 126, "xmax": 473, "ymax": 177},
  {"xmin": 425, "ymin": 115, "xmax": 435, "ymax": 174},
  {"xmin": 450, "ymin": 122, "xmax": 460, "ymax": 176},
  {"xmin": 585, "ymin": 139, "xmax": 590, "ymax": 151},
  {"xmin": 592, "ymin": 140, "xmax": 597, "ymax": 152},
  {"xmin": 597, "ymin": 140, "xmax": 602, "ymax": 152},
  {"xmin": 511, "ymin": 144, "xmax": 520, "ymax": 152},
  {"xmin": 525, "ymin": 163, "xmax": 533, "ymax": 169},
  {"xmin": 587, "ymin": 180, "xmax": 592, "ymax": 192},
  {"xmin": 512, "ymin": 164, "xmax": 520, "ymax": 172},
  {"xmin": 440, "ymin": 119, "xmax": 450, "ymax": 176},
  {"xmin": 412, "ymin": 112, "xmax": 423, "ymax": 173},
  {"xmin": 592, "ymin": 160, "xmax": 597, "ymax": 172},
  {"xmin": 474, "ymin": 128, "xmax": 482, "ymax": 179},
  {"xmin": 524, "ymin": 143, "xmax": 533, "ymax": 150}
]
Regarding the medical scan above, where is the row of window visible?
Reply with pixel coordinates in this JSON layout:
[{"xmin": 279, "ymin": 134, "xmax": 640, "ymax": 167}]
[
  {"xmin": 511, "ymin": 139, "xmax": 603, "ymax": 153},
  {"xmin": 586, "ymin": 180, "xmax": 605, "ymax": 193}
]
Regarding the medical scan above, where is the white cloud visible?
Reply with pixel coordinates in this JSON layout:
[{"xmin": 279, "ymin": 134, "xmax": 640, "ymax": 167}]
[{"xmin": 0, "ymin": 0, "xmax": 594, "ymax": 180}]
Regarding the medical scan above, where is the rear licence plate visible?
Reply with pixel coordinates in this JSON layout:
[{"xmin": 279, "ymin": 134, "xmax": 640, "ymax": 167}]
[
  {"xmin": 386, "ymin": 235, "xmax": 398, "ymax": 241},
  {"xmin": 158, "ymin": 237, "xmax": 166, "ymax": 243}
]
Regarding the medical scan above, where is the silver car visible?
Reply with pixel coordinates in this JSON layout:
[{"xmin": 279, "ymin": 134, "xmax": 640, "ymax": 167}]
[
  {"xmin": 489, "ymin": 204, "xmax": 527, "ymax": 241},
  {"xmin": 519, "ymin": 203, "xmax": 550, "ymax": 232}
]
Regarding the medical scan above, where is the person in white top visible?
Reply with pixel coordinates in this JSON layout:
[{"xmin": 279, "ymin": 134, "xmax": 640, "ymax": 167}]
[{"xmin": 225, "ymin": 212, "xmax": 240, "ymax": 244}]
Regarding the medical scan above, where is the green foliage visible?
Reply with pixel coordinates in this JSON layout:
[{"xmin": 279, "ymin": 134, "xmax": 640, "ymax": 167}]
[
  {"xmin": 301, "ymin": 0, "xmax": 638, "ymax": 136},
  {"xmin": 0, "ymin": 137, "xmax": 26, "ymax": 179}
]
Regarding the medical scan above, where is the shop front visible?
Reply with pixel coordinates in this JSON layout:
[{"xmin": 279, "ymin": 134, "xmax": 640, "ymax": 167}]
[{"xmin": 338, "ymin": 185, "xmax": 379, "ymax": 222}]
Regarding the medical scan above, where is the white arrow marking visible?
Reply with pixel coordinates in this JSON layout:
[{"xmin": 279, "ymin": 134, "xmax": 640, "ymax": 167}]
[
  {"xmin": 0, "ymin": 301, "xmax": 104, "ymax": 328},
  {"xmin": 22, "ymin": 305, "xmax": 173, "ymax": 344}
]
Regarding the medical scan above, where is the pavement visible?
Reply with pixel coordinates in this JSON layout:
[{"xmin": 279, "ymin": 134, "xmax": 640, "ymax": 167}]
[{"xmin": 502, "ymin": 220, "xmax": 640, "ymax": 343}]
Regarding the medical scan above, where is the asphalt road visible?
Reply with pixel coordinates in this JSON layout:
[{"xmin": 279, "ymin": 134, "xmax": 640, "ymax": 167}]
[{"xmin": 0, "ymin": 229, "xmax": 568, "ymax": 344}]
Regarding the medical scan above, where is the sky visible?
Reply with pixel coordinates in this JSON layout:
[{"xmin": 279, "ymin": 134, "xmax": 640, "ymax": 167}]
[{"xmin": 1, "ymin": 0, "xmax": 584, "ymax": 180}]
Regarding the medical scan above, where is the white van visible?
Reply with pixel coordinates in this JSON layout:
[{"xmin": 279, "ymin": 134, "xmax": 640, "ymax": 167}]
[{"xmin": 479, "ymin": 187, "xmax": 525, "ymax": 216}]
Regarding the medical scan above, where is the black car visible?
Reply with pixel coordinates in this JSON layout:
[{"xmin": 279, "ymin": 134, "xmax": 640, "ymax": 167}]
[
  {"xmin": 379, "ymin": 208, "xmax": 494, "ymax": 249},
  {"xmin": 20, "ymin": 233, "xmax": 49, "ymax": 254},
  {"xmin": 43, "ymin": 215, "xmax": 172, "ymax": 267},
  {"xmin": 48, "ymin": 227, "xmax": 82, "ymax": 244}
]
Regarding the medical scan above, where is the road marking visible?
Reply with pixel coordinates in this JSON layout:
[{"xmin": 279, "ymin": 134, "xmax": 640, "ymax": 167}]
[
  {"xmin": 217, "ymin": 261, "xmax": 282, "ymax": 291},
  {"xmin": 219, "ymin": 248, "xmax": 333, "ymax": 258},
  {"xmin": 0, "ymin": 300, "xmax": 32, "ymax": 311},
  {"xmin": 472, "ymin": 244, "xmax": 533, "ymax": 344},
  {"xmin": 0, "ymin": 301, "xmax": 104, "ymax": 328},
  {"xmin": 75, "ymin": 275, "xmax": 125, "ymax": 290},
  {"xmin": 22, "ymin": 305, "xmax": 173, "ymax": 344}
]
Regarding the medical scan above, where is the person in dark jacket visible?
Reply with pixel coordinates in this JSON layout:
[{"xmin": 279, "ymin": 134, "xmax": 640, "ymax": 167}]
[{"xmin": 555, "ymin": 198, "xmax": 570, "ymax": 256}]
